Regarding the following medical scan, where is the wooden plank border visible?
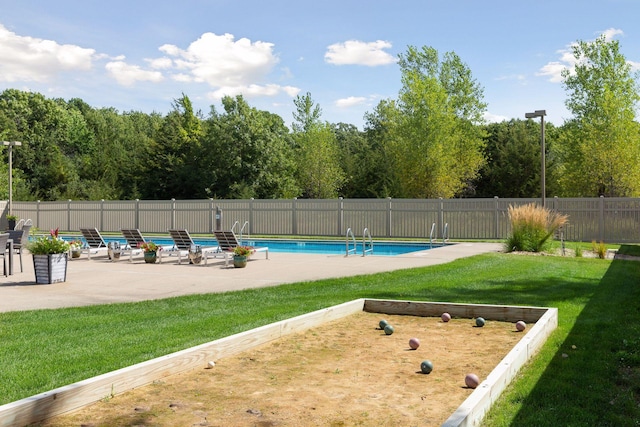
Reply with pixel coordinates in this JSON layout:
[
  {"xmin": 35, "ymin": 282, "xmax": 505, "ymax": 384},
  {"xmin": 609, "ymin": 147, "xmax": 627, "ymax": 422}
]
[{"xmin": 0, "ymin": 299, "xmax": 557, "ymax": 427}]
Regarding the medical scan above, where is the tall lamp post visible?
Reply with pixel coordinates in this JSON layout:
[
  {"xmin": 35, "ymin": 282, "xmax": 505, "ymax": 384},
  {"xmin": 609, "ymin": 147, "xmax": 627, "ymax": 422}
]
[
  {"xmin": 524, "ymin": 110, "xmax": 546, "ymax": 208},
  {"xmin": 2, "ymin": 141, "xmax": 22, "ymax": 215}
]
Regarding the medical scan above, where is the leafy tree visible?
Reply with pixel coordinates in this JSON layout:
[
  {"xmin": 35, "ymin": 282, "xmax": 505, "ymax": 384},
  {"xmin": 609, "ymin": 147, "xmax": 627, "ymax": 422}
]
[
  {"xmin": 377, "ymin": 46, "xmax": 486, "ymax": 198},
  {"xmin": 0, "ymin": 89, "xmax": 81, "ymax": 200},
  {"xmin": 473, "ymin": 119, "xmax": 560, "ymax": 198},
  {"xmin": 292, "ymin": 94, "xmax": 344, "ymax": 198},
  {"xmin": 332, "ymin": 122, "xmax": 388, "ymax": 198},
  {"xmin": 142, "ymin": 94, "xmax": 204, "ymax": 199},
  {"xmin": 556, "ymin": 35, "xmax": 640, "ymax": 196},
  {"xmin": 203, "ymin": 95, "xmax": 299, "ymax": 199}
]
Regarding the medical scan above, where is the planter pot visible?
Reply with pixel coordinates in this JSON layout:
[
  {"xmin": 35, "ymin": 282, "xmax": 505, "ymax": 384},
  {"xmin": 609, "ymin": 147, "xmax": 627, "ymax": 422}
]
[
  {"xmin": 233, "ymin": 255, "xmax": 248, "ymax": 268},
  {"xmin": 71, "ymin": 249, "xmax": 82, "ymax": 259},
  {"xmin": 7, "ymin": 219, "xmax": 16, "ymax": 230},
  {"xmin": 33, "ymin": 253, "xmax": 68, "ymax": 284},
  {"xmin": 144, "ymin": 251, "xmax": 157, "ymax": 264},
  {"xmin": 107, "ymin": 241, "xmax": 121, "ymax": 261}
]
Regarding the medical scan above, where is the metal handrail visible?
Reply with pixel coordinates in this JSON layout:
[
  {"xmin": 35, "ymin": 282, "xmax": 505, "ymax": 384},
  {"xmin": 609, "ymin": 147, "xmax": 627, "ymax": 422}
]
[
  {"xmin": 429, "ymin": 223, "xmax": 436, "ymax": 248},
  {"xmin": 362, "ymin": 228, "xmax": 373, "ymax": 256},
  {"xmin": 345, "ymin": 227, "xmax": 357, "ymax": 256},
  {"xmin": 231, "ymin": 221, "xmax": 250, "ymax": 242},
  {"xmin": 442, "ymin": 223, "xmax": 449, "ymax": 244}
]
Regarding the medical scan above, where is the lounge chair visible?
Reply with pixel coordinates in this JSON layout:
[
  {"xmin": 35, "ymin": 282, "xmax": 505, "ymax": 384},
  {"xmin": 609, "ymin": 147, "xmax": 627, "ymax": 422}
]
[
  {"xmin": 7, "ymin": 224, "xmax": 31, "ymax": 272},
  {"xmin": 79, "ymin": 228, "xmax": 117, "ymax": 260},
  {"xmin": 0, "ymin": 233, "xmax": 8, "ymax": 276},
  {"xmin": 213, "ymin": 230, "xmax": 269, "ymax": 260},
  {"xmin": 121, "ymin": 229, "xmax": 174, "ymax": 262},
  {"xmin": 167, "ymin": 229, "xmax": 226, "ymax": 265}
]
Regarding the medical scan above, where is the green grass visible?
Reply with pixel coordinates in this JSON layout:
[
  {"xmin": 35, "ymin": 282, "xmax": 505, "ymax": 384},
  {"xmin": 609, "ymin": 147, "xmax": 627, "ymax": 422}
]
[{"xmin": 1, "ymin": 253, "xmax": 639, "ymax": 426}]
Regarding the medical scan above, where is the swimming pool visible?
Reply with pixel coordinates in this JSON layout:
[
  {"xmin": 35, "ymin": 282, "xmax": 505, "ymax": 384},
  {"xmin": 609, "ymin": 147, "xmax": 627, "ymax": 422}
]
[{"xmin": 73, "ymin": 236, "xmax": 438, "ymax": 256}]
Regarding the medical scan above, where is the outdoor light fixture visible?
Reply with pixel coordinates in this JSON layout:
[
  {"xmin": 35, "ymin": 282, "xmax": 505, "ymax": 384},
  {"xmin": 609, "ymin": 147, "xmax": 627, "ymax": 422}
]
[
  {"xmin": 524, "ymin": 110, "xmax": 546, "ymax": 207},
  {"xmin": 2, "ymin": 141, "xmax": 22, "ymax": 215}
]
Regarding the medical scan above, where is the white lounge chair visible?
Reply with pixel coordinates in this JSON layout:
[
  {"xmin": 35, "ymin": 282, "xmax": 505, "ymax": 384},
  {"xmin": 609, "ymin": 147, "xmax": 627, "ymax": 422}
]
[
  {"xmin": 79, "ymin": 228, "xmax": 114, "ymax": 260},
  {"xmin": 121, "ymin": 229, "xmax": 174, "ymax": 262},
  {"xmin": 213, "ymin": 230, "xmax": 269, "ymax": 260},
  {"xmin": 167, "ymin": 229, "xmax": 224, "ymax": 265}
]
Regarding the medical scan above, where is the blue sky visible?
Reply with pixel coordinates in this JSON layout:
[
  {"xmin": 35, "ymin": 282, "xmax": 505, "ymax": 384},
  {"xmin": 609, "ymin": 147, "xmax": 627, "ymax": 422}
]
[{"xmin": 1, "ymin": 0, "xmax": 638, "ymax": 128}]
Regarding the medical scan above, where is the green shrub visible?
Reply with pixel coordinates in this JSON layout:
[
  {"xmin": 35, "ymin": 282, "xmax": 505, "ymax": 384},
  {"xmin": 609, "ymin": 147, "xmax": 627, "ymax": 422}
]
[
  {"xmin": 575, "ymin": 245, "xmax": 583, "ymax": 257},
  {"xmin": 505, "ymin": 203, "xmax": 568, "ymax": 253},
  {"xmin": 592, "ymin": 240, "xmax": 607, "ymax": 259}
]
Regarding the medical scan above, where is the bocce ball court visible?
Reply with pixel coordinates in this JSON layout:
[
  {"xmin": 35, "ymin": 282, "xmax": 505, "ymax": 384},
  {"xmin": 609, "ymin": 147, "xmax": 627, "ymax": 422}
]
[{"xmin": 0, "ymin": 299, "xmax": 557, "ymax": 426}]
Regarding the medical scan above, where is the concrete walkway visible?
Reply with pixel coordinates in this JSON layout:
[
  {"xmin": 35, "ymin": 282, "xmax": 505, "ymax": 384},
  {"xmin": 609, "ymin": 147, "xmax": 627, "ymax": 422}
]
[{"xmin": 0, "ymin": 242, "xmax": 503, "ymax": 312}]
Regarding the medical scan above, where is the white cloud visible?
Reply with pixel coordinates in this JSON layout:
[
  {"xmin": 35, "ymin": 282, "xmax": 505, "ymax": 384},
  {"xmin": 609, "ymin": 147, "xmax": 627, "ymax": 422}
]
[
  {"xmin": 147, "ymin": 57, "xmax": 173, "ymax": 69},
  {"xmin": 335, "ymin": 96, "xmax": 367, "ymax": 108},
  {"xmin": 207, "ymin": 83, "xmax": 300, "ymax": 100},
  {"xmin": 105, "ymin": 61, "xmax": 164, "ymax": 86},
  {"xmin": 159, "ymin": 32, "xmax": 279, "ymax": 87},
  {"xmin": 325, "ymin": 40, "xmax": 396, "ymax": 66},
  {"xmin": 537, "ymin": 28, "xmax": 626, "ymax": 83},
  {"xmin": 484, "ymin": 112, "xmax": 508, "ymax": 123},
  {"xmin": 0, "ymin": 24, "xmax": 95, "ymax": 83},
  {"xmin": 601, "ymin": 27, "xmax": 624, "ymax": 41}
]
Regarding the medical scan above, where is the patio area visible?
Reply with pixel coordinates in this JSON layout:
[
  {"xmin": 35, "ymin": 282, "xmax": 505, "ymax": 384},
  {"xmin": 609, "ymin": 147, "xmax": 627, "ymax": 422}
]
[{"xmin": 0, "ymin": 242, "xmax": 502, "ymax": 312}]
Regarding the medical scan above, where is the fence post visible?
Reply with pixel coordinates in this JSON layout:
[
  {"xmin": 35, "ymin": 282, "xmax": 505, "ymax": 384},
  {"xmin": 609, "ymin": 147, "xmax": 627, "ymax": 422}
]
[
  {"xmin": 438, "ymin": 198, "xmax": 444, "ymax": 240},
  {"xmin": 67, "ymin": 199, "xmax": 72, "ymax": 232},
  {"xmin": 494, "ymin": 196, "xmax": 500, "ymax": 239},
  {"xmin": 171, "ymin": 199, "xmax": 176, "ymax": 230},
  {"xmin": 387, "ymin": 197, "xmax": 392, "ymax": 238},
  {"xmin": 338, "ymin": 197, "xmax": 344, "ymax": 236},
  {"xmin": 36, "ymin": 200, "xmax": 40, "ymax": 229},
  {"xmin": 249, "ymin": 198, "xmax": 254, "ymax": 235},
  {"xmin": 100, "ymin": 199, "xmax": 105, "ymax": 231},
  {"xmin": 599, "ymin": 195, "xmax": 605, "ymax": 242},
  {"xmin": 135, "ymin": 199, "xmax": 140, "ymax": 230},
  {"xmin": 292, "ymin": 198, "xmax": 297, "ymax": 236}
]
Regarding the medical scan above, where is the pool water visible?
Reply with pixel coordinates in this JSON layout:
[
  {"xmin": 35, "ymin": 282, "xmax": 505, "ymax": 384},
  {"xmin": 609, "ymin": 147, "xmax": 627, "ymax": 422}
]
[{"xmin": 73, "ymin": 237, "xmax": 438, "ymax": 256}]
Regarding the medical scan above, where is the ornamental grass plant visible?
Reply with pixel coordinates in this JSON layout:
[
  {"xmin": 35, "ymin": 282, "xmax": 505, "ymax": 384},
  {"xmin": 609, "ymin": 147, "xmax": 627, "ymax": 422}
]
[{"xmin": 506, "ymin": 203, "xmax": 568, "ymax": 252}]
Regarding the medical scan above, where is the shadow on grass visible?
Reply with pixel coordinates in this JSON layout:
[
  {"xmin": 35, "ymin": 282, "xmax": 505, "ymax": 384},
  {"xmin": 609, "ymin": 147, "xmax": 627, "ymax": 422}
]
[{"xmin": 506, "ymin": 257, "xmax": 640, "ymax": 426}]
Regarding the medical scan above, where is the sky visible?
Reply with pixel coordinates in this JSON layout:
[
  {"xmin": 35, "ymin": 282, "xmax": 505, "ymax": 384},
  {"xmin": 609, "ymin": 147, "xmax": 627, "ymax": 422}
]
[{"xmin": 1, "ymin": 0, "xmax": 639, "ymax": 129}]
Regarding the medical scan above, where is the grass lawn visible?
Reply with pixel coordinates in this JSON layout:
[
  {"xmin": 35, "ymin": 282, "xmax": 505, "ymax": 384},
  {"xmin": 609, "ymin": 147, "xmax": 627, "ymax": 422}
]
[{"xmin": 1, "ymin": 249, "xmax": 639, "ymax": 426}]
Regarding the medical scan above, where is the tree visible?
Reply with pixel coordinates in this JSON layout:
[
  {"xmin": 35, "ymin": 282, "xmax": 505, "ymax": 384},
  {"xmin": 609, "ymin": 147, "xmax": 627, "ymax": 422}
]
[
  {"xmin": 473, "ymin": 119, "xmax": 560, "ymax": 198},
  {"xmin": 556, "ymin": 35, "xmax": 640, "ymax": 196},
  {"xmin": 142, "ymin": 94, "xmax": 204, "ymax": 199},
  {"xmin": 202, "ymin": 95, "xmax": 299, "ymax": 199},
  {"xmin": 291, "ymin": 94, "xmax": 344, "ymax": 198},
  {"xmin": 378, "ymin": 46, "xmax": 486, "ymax": 198}
]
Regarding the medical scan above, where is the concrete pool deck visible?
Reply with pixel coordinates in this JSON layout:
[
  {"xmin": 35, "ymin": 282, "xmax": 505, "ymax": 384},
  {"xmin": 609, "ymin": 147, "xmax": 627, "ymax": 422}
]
[{"xmin": 0, "ymin": 242, "xmax": 503, "ymax": 313}]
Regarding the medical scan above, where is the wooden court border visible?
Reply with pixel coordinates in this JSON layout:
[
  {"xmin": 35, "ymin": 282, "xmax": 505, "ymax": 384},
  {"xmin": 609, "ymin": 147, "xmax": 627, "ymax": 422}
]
[{"xmin": 0, "ymin": 299, "xmax": 557, "ymax": 427}]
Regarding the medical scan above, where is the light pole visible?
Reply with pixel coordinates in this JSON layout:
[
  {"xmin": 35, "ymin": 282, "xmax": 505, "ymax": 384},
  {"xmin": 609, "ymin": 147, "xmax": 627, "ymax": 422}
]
[
  {"xmin": 2, "ymin": 141, "xmax": 22, "ymax": 215},
  {"xmin": 524, "ymin": 110, "xmax": 546, "ymax": 207}
]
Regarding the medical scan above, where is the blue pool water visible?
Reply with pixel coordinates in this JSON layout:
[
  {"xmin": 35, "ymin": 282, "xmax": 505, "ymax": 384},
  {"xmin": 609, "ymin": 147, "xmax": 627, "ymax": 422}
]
[{"xmin": 73, "ymin": 236, "xmax": 438, "ymax": 256}]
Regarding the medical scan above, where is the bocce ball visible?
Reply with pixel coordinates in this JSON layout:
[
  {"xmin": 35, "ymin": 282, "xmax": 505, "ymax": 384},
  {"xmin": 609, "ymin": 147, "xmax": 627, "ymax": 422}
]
[
  {"xmin": 441, "ymin": 312, "xmax": 451, "ymax": 322},
  {"xmin": 384, "ymin": 324, "xmax": 395, "ymax": 335},
  {"xmin": 516, "ymin": 320, "xmax": 527, "ymax": 331},
  {"xmin": 409, "ymin": 337, "xmax": 420, "ymax": 350},
  {"xmin": 379, "ymin": 319, "xmax": 389, "ymax": 329},
  {"xmin": 420, "ymin": 360, "xmax": 433, "ymax": 374},
  {"xmin": 465, "ymin": 373, "xmax": 480, "ymax": 388},
  {"xmin": 475, "ymin": 317, "xmax": 485, "ymax": 327}
]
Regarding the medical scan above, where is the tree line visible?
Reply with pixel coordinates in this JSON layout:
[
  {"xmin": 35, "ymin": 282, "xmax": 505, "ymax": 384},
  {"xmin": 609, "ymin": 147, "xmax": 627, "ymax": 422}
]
[{"xmin": 0, "ymin": 36, "xmax": 638, "ymax": 202}]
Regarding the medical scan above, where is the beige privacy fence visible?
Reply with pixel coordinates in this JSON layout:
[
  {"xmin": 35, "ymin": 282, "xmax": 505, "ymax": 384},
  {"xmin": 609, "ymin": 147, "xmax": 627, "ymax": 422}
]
[{"xmin": 5, "ymin": 197, "xmax": 640, "ymax": 243}]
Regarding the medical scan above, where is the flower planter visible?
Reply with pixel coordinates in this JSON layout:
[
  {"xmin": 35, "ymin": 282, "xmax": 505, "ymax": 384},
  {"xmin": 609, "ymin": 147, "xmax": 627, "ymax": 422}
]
[
  {"xmin": 33, "ymin": 254, "xmax": 68, "ymax": 284},
  {"xmin": 71, "ymin": 249, "xmax": 82, "ymax": 259},
  {"xmin": 233, "ymin": 255, "xmax": 248, "ymax": 268},
  {"xmin": 144, "ymin": 251, "xmax": 157, "ymax": 264}
]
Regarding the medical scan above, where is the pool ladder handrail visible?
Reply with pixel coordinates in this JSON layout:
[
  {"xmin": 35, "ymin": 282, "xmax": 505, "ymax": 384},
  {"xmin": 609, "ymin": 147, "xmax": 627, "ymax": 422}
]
[
  {"xmin": 231, "ymin": 220, "xmax": 250, "ymax": 242},
  {"xmin": 429, "ymin": 223, "xmax": 436, "ymax": 248},
  {"xmin": 362, "ymin": 228, "xmax": 373, "ymax": 256},
  {"xmin": 429, "ymin": 222, "xmax": 449, "ymax": 247},
  {"xmin": 345, "ymin": 228, "xmax": 357, "ymax": 257}
]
